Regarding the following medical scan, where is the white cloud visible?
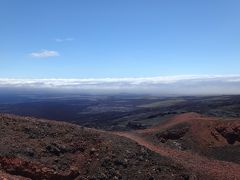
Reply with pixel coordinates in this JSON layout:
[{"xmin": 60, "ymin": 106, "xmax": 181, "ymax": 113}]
[
  {"xmin": 0, "ymin": 75, "xmax": 240, "ymax": 95},
  {"xmin": 30, "ymin": 50, "xmax": 60, "ymax": 58},
  {"xmin": 55, "ymin": 38, "xmax": 74, "ymax": 42}
]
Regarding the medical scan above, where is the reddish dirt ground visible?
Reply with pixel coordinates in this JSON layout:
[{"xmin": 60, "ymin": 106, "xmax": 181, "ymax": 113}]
[
  {"xmin": 114, "ymin": 113, "xmax": 240, "ymax": 180},
  {"xmin": 0, "ymin": 113, "xmax": 239, "ymax": 179},
  {"xmin": 0, "ymin": 114, "xmax": 195, "ymax": 180}
]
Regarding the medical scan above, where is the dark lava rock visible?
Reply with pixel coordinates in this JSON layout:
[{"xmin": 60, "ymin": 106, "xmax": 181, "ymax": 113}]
[
  {"xmin": 216, "ymin": 126, "xmax": 240, "ymax": 144},
  {"xmin": 46, "ymin": 143, "xmax": 66, "ymax": 156},
  {"xmin": 156, "ymin": 127, "xmax": 189, "ymax": 143}
]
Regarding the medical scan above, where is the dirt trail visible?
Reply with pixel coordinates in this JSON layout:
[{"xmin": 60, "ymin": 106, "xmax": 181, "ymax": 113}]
[
  {"xmin": 114, "ymin": 131, "xmax": 240, "ymax": 180},
  {"xmin": 136, "ymin": 112, "xmax": 219, "ymax": 135}
]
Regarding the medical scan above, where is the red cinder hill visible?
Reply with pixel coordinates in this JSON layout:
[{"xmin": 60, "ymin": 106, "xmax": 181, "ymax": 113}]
[
  {"xmin": 116, "ymin": 113, "xmax": 240, "ymax": 180},
  {"xmin": 0, "ymin": 113, "xmax": 240, "ymax": 180},
  {"xmin": 136, "ymin": 112, "xmax": 240, "ymax": 162},
  {"xmin": 0, "ymin": 114, "xmax": 196, "ymax": 180}
]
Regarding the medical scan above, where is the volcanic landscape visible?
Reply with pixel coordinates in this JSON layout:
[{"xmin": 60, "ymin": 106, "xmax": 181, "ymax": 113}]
[{"xmin": 0, "ymin": 94, "xmax": 240, "ymax": 180}]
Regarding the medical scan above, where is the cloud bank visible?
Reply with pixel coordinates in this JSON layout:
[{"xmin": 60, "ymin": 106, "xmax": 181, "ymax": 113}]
[
  {"xmin": 0, "ymin": 75, "xmax": 240, "ymax": 95},
  {"xmin": 30, "ymin": 50, "xmax": 59, "ymax": 58}
]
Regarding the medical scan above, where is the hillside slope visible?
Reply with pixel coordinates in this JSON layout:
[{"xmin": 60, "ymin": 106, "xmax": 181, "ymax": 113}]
[
  {"xmin": 116, "ymin": 113, "xmax": 240, "ymax": 180},
  {"xmin": 137, "ymin": 113, "xmax": 240, "ymax": 163},
  {"xmin": 0, "ymin": 114, "xmax": 195, "ymax": 180}
]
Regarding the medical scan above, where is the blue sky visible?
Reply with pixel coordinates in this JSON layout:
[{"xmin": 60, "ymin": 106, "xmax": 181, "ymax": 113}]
[{"xmin": 0, "ymin": 0, "xmax": 240, "ymax": 78}]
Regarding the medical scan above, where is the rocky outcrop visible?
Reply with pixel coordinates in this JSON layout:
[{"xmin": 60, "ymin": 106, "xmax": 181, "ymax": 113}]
[
  {"xmin": 216, "ymin": 125, "xmax": 240, "ymax": 144},
  {"xmin": 156, "ymin": 126, "xmax": 189, "ymax": 143}
]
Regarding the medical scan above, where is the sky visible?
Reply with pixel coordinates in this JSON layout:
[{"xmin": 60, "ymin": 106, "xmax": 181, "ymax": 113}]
[{"xmin": 0, "ymin": 0, "xmax": 240, "ymax": 79}]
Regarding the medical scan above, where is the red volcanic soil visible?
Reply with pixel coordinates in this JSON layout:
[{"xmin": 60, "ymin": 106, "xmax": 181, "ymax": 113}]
[
  {"xmin": 115, "ymin": 113, "xmax": 240, "ymax": 180},
  {"xmin": 138, "ymin": 113, "xmax": 240, "ymax": 156},
  {"xmin": 0, "ymin": 113, "xmax": 239, "ymax": 180},
  {"xmin": 0, "ymin": 114, "xmax": 196, "ymax": 180}
]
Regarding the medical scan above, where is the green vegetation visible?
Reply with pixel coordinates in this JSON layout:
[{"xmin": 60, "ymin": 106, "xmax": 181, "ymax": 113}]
[{"xmin": 138, "ymin": 99, "xmax": 186, "ymax": 108}]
